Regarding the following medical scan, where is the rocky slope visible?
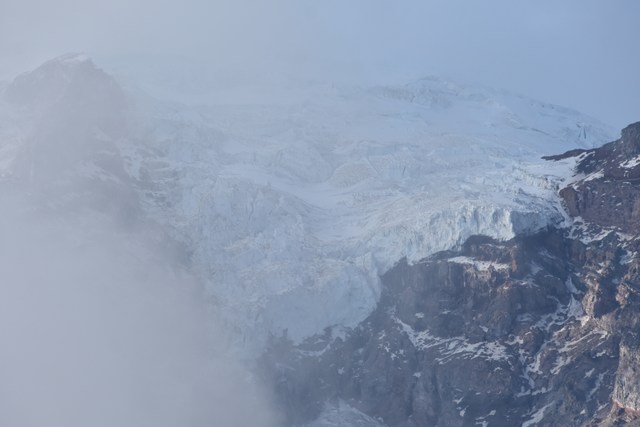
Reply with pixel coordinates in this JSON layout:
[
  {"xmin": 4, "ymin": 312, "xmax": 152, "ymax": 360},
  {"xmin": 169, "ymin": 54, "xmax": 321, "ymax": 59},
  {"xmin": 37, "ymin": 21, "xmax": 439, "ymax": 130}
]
[{"xmin": 261, "ymin": 122, "xmax": 640, "ymax": 426}]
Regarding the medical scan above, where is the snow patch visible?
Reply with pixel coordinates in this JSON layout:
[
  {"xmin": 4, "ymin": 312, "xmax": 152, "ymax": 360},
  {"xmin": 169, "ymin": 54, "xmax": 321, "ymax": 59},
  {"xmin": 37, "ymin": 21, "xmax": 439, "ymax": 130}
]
[
  {"xmin": 448, "ymin": 256, "xmax": 510, "ymax": 272},
  {"xmin": 583, "ymin": 169, "xmax": 604, "ymax": 182},
  {"xmin": 305, "ymin": 401, "xmax": 386, "ymax": 427},
  {"xmin": 522, "ymin": 403, "xmax": 553, "ymax": 427},
  {"xmin": 395, "ymin": 318, "xmax": 510, "ymax": 363},
  {"xmin": 621, "ymin": 156, "xmax": 640, "ymax": 169}
]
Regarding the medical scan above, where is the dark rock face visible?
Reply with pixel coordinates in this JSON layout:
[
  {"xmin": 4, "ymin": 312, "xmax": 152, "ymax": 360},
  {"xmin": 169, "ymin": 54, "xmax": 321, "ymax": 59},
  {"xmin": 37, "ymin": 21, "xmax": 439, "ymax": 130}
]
[
  {"xmin": 260, "ymin": 122, "xmax": 640, "ymax": 426},
  {"xmin": 560, "ymin": 122, "xmax": 640, "ymax": 234},
  {"xmin": 613, "ymin": 339, "xmax": 640, "ymax": 413}
]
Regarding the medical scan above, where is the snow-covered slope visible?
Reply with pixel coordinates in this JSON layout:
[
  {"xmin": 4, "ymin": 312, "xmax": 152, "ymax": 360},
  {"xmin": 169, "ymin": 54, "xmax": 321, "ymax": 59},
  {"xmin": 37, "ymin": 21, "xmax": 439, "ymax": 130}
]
[{"xmin": 0, "ymin": 55, "xmax": 616, "ymax": 355}]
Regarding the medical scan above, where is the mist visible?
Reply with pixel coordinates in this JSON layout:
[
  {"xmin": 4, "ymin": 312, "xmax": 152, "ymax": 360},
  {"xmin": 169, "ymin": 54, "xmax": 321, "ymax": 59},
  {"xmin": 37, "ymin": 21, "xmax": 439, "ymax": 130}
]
[
  {"xmin": 0, "ymin": 47, "xmax": 282, "ymax": 426},
  {"xmin": 1, "ymin": 1, "xmax": 639, "ymax": 127},
  {"xmin": 0, "ymin": 200, "xmax": 279, "ymax": 427},
  {"xmin": 0, "ymin": 2, "xmax": 639, "ymax": 426}
]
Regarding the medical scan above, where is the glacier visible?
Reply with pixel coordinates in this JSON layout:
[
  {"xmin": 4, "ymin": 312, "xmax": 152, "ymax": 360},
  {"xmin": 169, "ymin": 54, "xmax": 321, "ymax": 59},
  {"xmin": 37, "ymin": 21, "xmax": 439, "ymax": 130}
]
[{"xmin": 0, "ymin": 55, "xmax": 615, "ymax": 355}]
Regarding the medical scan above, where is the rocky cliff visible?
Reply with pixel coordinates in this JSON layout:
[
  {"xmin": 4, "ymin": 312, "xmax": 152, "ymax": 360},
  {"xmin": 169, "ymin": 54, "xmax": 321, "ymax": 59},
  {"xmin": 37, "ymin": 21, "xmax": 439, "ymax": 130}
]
[{"xmin": 261, "ymin": 122, "xmax": 640, "ymax": 426}]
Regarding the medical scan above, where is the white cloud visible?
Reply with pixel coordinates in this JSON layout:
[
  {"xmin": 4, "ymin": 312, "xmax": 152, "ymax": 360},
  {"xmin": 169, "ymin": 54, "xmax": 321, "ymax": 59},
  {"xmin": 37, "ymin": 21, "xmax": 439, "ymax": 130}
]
[
  {"xmin": 0, "ymin": 203, "xmax": 279, "ymax": 427},
  {"xmin": 1, "ymin": 0, "xmax": 638, "ymax": 129}
]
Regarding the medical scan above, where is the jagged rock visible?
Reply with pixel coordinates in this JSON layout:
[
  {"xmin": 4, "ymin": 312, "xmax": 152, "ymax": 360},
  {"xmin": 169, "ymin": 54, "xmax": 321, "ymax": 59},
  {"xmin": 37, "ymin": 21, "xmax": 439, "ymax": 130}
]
[
  {"xmin": 560, "ymin": 122, "xmax": 640, "ymax": 234},
  {"xmin": 612, "ymin": 337, "xmax": 640, "ymax": 416},
  {"xmin": 260, "ymin": 122, "xmax": 640, "ymax": 426},
  {"xmin": 261, "ymin": 230, "xmax": 616, "ymax": 426}
]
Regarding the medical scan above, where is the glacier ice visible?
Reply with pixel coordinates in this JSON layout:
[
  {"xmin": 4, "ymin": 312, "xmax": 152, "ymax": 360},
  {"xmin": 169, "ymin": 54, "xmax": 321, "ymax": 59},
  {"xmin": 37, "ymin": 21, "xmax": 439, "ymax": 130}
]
[{"xmin": 0, "ymin": 55, "xmax": 615, "ymax": 355}]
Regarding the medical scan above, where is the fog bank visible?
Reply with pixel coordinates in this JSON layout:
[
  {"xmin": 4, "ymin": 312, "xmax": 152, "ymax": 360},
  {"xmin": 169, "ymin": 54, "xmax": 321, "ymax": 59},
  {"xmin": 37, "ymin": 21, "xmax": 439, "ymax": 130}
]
[
  {"xmin": 1, "ymin": 1, "xmax": 638, "ymax": 127},
  {"xmin": 0, "ymin": 203, "xmax": 278, "ymax": 427}
]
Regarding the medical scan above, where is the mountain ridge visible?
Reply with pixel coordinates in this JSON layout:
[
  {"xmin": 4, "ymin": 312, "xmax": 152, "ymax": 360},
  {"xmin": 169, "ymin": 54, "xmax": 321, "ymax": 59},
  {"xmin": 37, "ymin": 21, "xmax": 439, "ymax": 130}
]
[
  {"xmin": 0, "ymin": 54, "xmax": 616, "ymax": 357},
  {"xmin": 262, "ymin": 122, "xmax": 640, "ymax": 426}
]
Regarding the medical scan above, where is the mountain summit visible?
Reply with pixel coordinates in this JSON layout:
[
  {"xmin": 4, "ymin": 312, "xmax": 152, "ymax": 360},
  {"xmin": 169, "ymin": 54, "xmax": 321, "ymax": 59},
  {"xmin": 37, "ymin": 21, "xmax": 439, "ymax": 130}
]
[
  {"xmin": 0, "ymin": 55, "xmax": 135, "ymax": 217},
  {"xmin": 0, "ymin": 55, "xmax": 630, "ymax": 426},
  {"xmin": 0, "ymin": 56, "xmax": 616, "ymax": 354}
]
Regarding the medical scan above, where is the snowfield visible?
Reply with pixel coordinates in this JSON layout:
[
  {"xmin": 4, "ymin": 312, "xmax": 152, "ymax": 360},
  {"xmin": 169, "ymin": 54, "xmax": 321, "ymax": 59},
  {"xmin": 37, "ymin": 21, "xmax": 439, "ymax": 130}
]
[{"xmin": 0, "ymin": 55, "xmax": 615, "ymax": 355}]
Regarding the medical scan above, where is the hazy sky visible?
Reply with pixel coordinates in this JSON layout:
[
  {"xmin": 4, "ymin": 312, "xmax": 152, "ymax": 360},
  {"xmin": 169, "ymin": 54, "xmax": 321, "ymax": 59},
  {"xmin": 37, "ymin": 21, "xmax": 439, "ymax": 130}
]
[{"xmin": 1, "ymin": 0, "xmax": 638, "ymax": 128}]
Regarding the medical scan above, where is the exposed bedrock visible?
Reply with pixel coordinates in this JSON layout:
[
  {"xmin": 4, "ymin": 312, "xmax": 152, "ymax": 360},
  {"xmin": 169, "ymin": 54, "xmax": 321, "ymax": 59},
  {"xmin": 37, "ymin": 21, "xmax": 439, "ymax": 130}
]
[{"xmin": 261, "ymin": 122, "xmax": 640, "ymax": 426}]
